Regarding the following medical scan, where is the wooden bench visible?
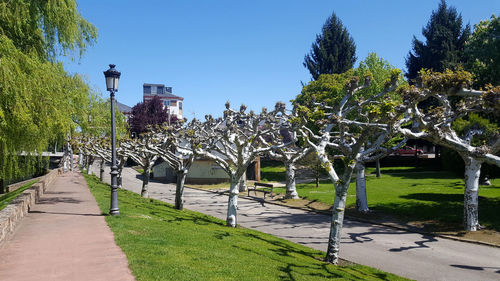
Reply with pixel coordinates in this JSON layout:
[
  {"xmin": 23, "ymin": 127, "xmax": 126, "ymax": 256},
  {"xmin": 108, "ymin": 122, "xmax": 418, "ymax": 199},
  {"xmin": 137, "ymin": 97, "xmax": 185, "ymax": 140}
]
[{"xmin": 248, "ymin": 182, "xmax": 274, "ymax": 198}]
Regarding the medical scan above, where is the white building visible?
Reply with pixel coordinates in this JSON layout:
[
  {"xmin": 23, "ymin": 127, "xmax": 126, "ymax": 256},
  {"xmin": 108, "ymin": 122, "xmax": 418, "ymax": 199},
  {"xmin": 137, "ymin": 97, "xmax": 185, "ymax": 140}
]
[{"xmin": 143, "ymin": 83, "xmax": 183, "ymax": 119}]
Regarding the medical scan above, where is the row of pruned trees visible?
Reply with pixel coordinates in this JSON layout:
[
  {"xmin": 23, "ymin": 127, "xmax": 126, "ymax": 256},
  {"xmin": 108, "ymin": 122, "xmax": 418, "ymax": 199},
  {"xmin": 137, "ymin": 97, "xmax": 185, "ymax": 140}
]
[{"xmin": 72, "ymin": 69, "xmax": 499, "ymax": 265}]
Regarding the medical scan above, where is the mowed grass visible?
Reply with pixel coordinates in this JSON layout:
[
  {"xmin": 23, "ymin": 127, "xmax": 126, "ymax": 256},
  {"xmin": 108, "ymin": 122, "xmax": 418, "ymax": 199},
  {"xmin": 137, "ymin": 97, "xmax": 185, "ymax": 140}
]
[
  {"xmin": 83, "ymin": 173, "xmax": 408, "ymax": 281},
  {"xmin": 261, "ymin": 161, "xmax": 286, "ymax": 182},
  {"xmin": 0, "ymin": 180, "xmax": 37, "ymax": 211},
  {"xmin": 272, "ymin": 167, "xmax": 500, "ymax": 230}
]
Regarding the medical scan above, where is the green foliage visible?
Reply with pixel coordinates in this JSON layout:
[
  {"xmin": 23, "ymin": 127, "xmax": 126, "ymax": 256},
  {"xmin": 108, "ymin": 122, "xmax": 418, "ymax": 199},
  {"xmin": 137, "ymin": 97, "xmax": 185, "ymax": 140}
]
[
  {"xmin": 452, "ymin": 113, "xmax": 498, "ymax": 146},
  {"xmin": 84, "ymin": 173, "xmax": 407, "ymax": 281},
  {"xmin": 76, "ymin": 90, "xmax": 128, "ymax": 139},
  {"xmin": 355, "ymin": 53, "xmax": 406, "ymax": 101},
  {"xmin": 295, "ymin": 53, "xmax": 404, "ymax": 129},
  {"xmin": 303, "ymin": 11, "xmax": 356, "ymax": 80},
  {"xmin": 405, "ymin": 0, "xmax": 470, "ymax": 81},
  {"xmin": 0, "ymin": 0, "xmax": 97, "ymax": 60},
  {"xmin": 419, "ymin": 68, "xmax": 474, "ymax": 92},
  {"xmin": 0, "ymin": 0, "xmax": 97, "ymax": 185},
  {"xmin": 464, "ymin": 14, "xmax": 500, "ymax": 87},
  {"xmin": 0, "ymin": 35, "xmax": 91, "ymax": 152},
  {"xmin": 294, "ymin": 70, "xmax": 356, "ymax": 108}
]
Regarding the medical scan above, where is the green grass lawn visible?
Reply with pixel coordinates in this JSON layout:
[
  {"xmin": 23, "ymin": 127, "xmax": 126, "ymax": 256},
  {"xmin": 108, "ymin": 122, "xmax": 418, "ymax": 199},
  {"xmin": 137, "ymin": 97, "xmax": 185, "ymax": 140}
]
[
  {"xmin": 261, "ymin": 161, "xmax": 286, "ymax": 182},
  {"xmin": 272, "ymin": 167, "xmax": 500, "ymax": 231},
  {"xmin": 83, "ymin": 173, "xmax": 408, "ymax": 281},
  {"xmin": 0, "ymin": 180, "xmax": 37, "ymax": 211}
]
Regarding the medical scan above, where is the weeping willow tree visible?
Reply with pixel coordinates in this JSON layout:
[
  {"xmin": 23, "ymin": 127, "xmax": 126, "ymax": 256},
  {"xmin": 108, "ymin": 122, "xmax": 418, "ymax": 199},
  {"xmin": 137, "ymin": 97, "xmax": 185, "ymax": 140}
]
[{"xmin": 0, "ymin": 0, "xmax": 97, "ymax": 191}]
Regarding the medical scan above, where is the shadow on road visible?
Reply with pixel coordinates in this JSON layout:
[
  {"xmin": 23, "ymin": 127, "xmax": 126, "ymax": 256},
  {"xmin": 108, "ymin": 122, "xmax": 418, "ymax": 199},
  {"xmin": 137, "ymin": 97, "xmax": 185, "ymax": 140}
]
[{"xmin": 450, "ymin": 264, "xmax": 500, "ymax": 274}]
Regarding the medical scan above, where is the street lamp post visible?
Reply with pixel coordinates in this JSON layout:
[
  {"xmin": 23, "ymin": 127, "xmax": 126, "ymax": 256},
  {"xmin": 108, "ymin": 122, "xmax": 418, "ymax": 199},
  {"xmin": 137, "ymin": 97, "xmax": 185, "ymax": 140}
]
[{"xmin": 103, "ymin": 64, "xmax": 121, "ymax": 216}]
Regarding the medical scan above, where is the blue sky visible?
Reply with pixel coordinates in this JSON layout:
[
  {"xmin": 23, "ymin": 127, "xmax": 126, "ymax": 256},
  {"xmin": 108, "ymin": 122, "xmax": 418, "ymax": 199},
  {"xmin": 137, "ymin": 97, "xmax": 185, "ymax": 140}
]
[{"xmin": 63, "ymin": 0, "xmax": 499, "ymax": 120}]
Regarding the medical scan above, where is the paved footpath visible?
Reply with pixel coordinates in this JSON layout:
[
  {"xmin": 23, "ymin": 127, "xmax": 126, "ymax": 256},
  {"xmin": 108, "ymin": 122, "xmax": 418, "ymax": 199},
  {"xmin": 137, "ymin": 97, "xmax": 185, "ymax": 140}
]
[
  {"xmin": 0, "ymin": 171, "xmax": 135, "ymax": 281},
  {"xmin": 95, "ymin": 166, "xmax": 500, "ymax": 281}
]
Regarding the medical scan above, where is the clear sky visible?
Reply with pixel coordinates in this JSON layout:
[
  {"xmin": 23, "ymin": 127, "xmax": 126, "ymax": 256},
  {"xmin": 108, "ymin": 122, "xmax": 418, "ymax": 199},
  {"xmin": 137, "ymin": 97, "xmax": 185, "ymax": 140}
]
[{"xmin": 63, "ymin": 0, "xmax": 499, "ymax": 120}]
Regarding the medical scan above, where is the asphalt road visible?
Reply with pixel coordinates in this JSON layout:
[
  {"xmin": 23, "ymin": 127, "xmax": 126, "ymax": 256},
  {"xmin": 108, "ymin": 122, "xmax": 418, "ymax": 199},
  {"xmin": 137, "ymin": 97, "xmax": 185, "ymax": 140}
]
[{"xmin": 93, "ymin": 165, "xmax": 500, "ymax": 281}]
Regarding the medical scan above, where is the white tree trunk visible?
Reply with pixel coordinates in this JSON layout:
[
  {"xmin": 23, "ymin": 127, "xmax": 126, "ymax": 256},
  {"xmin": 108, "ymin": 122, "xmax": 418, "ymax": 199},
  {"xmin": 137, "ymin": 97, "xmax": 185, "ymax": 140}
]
[
  {"xmin": 175, "ymin": 170, "xmax": 187, "ymax": 210},
  {"xmin": 463, "ymin": 156, "xmax": 482, "ymax": 231},
  {"xmin": 325, "ymin": 186, "xmax": 349, "ymax": 264},
  {"xmin": 63, "ymin": 157, "xmax": 68, "ymax": 172},
  {"xmin": 238, "ymin": 172, "xmax": 247, "ymax": 192},
  {"xmin": 284, "ymin": 162, "xmax": 299, "ymax": 199},
  {"xmin": 355, "ymin": 163, "xmax": 369, "ymax": 213},
  {"xmin": 227, "ymin": 176, "xmax": 240, "ymax": 227},
  {"xmin": 78, "ymin": 151, "xmax": 83, "ymax": 166},
  {"xmin": 141, "ymin": 168, "xmax": 150, "ymax": 198},
  {"xmin": 325, "ymin": 163, "xmax": 354, "ymax": 264}
]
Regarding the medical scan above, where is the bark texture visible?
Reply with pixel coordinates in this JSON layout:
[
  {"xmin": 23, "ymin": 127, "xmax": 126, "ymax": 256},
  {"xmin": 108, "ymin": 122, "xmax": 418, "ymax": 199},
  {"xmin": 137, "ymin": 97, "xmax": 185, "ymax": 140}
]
[
  {"xmin": 175, "ymin": 171, "xmax": 187, "ymax": 210},
  {"xmin": 226, "ymin": 177, "xmax": 240, "ymax": 227},
  {"xmin": 238, "ymin": 172, "xmax": 246, "ymax": 192},
  {"xmin": 355, "ymin": 163, "xmax": 369, "ymax": 213},
  {"xmin": 284, "ymin": 162, "xmax": 299, "ymax": 199},
  {"xmin": 463, "ymin": 156, "xmax": 481, "ymax": 231},
  {"xmin": 325, "ymin": 186, "xmax": 348, "ymax": 264}
]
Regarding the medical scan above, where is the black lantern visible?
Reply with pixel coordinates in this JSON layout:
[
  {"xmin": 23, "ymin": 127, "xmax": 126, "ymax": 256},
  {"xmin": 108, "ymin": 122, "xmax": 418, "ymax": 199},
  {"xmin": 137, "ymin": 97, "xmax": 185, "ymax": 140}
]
[{"xmin": 103, "ymin": 64, "xmax": 121, "ymax": 92}]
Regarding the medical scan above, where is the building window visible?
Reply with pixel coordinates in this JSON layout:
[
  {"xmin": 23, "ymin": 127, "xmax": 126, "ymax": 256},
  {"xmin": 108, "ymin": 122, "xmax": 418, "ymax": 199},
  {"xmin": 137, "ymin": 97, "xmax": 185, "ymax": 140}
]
[
  {"xmin": 157, "ymin": 86, "xmax": 163, "ymax": 94},
  {"xmin": 163, "ymin": 100, "xmax": 170, "ymax": 106},
  {"xmin": 179, "ymin": 102, "xmax": 182, "ymax": 110},
  {"xmin": 143, "ymin": 86, "xmax": 151, "ymax": 94}
]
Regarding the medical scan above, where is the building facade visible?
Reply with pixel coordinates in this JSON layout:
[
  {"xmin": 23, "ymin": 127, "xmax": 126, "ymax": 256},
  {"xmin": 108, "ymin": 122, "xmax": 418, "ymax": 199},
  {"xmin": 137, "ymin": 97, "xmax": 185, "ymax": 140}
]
[{"xmin": 143, "ymin": 83, "xmax": 184, "ymax": 119}]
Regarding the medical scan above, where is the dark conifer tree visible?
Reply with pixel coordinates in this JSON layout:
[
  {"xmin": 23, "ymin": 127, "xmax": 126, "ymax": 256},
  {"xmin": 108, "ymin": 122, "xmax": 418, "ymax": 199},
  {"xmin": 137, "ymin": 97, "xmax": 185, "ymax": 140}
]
[
  {"xmin": 304, "ymin": 12, "xmax": 356, "ymax": 80},
  {"xmin": 405, "ymin": 0, "xmax": 470, "ymax": 81}
]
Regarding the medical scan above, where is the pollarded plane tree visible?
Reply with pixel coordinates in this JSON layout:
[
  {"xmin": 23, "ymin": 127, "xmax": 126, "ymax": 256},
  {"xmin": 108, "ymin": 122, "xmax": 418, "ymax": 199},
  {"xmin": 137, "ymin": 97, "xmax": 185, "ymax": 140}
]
[
  {"xmin": 266, "ymin": 109, "xmax": 312, "ymax": 199},
  {"xmin": 85, "ymin": 137, "xmax": 128, "ymax": 187},
  {"xmin": 70, "ymin": 135, "xmax": 97, "ymax": 175},
  {"xmin": 87, "ymin": 137, "xmax": 128, "ymax": 188},
  {"xmin": 296, "ymin": 72, "xmax": 401, "ymax": 264},
  {"xmin": 394, "ymin": 69, "xmax": 500, "ymax": 231},
  {"xmin": 191, "ymin": 102, "xmax": 294, "ymax": 227},
  {"xmin": 87, "ymin": 137, "xmax": 111, "ymax": 181},
  {"xmin": 120, "ymin": 132, "xmax": 159, "ymax": 198},
  {"xmin": 148, "ymin": 123, "xmax": 197, "ymax": 210}
]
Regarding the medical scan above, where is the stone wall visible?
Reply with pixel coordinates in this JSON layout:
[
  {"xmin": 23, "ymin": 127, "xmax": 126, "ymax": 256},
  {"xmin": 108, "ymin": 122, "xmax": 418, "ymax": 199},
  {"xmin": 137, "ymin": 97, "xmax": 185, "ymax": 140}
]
[{"xmin": 0, "ymin": 169, "xmax": 59, "ymax": 245}]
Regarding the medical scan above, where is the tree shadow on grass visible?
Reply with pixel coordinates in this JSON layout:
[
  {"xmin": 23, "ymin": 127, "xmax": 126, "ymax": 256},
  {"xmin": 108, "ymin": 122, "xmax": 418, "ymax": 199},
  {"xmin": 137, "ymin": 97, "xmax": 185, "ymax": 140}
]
[
  {"xmin": 236, "ymin": 232, "xmax": 398, "ymax": 280},
  {"xmin": 374, "ymin": 193, "xmax": 500, "ymax": 231},
  {"xmin": 158, "ymin": 209, "xmax": 225, "ymax": 227}
]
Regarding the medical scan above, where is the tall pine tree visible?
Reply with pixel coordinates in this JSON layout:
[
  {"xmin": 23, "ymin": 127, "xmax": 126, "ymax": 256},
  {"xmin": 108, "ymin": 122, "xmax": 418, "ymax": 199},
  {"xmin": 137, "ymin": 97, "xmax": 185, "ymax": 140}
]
[
  {"xmin": 304, "ymin": 12, "xmax": 356, "ymax": 80},
  {"xmin": 405, "ymin": 0, "xmax": 470, "ymax": 81}
]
